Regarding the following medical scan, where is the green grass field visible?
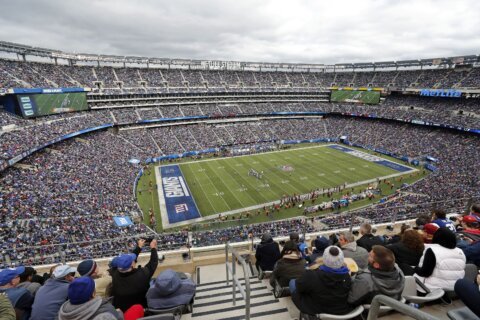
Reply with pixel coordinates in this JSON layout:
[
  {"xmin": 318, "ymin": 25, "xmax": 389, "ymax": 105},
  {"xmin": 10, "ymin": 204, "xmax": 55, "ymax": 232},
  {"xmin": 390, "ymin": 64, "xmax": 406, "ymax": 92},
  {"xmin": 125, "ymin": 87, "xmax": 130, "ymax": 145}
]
[
  {"xmin": 330, "ymin": 90, "xmax": 380, "ymax": 104},
  {"xmin": 34, "ymin": 93, "xmax": 88, "ymax": 116},
  {"xmin": 137, "ymin": 144, "xmax": 424, "ymax": 230}
]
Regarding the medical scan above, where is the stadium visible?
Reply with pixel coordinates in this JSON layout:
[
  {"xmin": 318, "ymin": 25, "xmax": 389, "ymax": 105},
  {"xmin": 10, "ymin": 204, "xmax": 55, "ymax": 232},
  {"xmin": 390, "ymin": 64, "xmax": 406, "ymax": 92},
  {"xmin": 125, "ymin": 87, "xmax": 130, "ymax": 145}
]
[{"xmin": 0, "ymin": 3, "xmax": 480, "ymax": 319}]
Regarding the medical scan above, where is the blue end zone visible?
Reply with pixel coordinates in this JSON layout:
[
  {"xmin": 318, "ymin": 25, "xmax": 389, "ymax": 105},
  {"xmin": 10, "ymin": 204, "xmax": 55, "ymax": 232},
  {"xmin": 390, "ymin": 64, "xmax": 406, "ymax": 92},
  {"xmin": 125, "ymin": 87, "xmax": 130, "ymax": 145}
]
[
  {"xmin": 328, "ymin": 145, "xmax": 412, "ymax": 173},
  {"xmin": 160, "ymin": 165, "xmax": 201, "ymax": 224}
]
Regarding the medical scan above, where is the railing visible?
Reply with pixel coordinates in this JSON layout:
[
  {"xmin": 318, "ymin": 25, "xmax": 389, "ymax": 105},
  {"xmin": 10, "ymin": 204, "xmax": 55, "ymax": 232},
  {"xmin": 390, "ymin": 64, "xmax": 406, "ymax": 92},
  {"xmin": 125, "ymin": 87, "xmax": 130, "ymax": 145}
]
[
  {"xmin": 367, "ymin": 295, "xmax": 440, "ymax": 320},
  {"xmin": 225, "ymin": 243, "xmax": 251, "ymax": 320}
]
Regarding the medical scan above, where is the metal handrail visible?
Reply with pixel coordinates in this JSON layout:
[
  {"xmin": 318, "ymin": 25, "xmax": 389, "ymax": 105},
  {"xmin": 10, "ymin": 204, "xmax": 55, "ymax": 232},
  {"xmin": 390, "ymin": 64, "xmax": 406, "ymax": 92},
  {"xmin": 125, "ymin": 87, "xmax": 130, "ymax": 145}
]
[
  {"xmin": 225, "ymin": 243, "xmax": 251, "ymax": 320},
  {"xmin": 367, "ymin": 295, "xmax": 440, "ymax": 320}
]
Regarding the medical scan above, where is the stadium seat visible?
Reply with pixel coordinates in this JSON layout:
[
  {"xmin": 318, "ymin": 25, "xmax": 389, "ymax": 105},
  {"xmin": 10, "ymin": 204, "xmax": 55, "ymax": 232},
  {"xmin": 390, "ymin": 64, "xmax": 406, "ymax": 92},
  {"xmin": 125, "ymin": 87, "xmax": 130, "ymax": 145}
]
[
  {"xmin": 447, "ymin": 307, "xmax": 480, "ymax": 320},
  {"xmin": 138, "ymin": 315, "xmax": 180, "ymax": 320},
  {"xmin": 299, "ymin": 306, "xmax": 364, "ymax": 320},
  {"xmin": 402, "ymin": 276, "xmax": 445, "ymax": 304},
  {"xmin": 273, "ymin": 279, "xmax": 291, "ymax": 298},
  {"xmin": 145, "ymin": 303, "xmax": 192, "ymax": 316},
  {"xmin": 362, "ymin": 297, "xmax": 406, "ymax": 315}
]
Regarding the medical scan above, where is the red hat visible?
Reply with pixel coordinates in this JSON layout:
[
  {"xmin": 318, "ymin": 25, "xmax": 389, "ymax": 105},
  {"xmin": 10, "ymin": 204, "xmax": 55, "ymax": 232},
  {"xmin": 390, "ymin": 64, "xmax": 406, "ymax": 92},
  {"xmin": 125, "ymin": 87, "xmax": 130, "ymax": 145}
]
[
  {"xmin": 124, "ymin": 304, "xmax": 144, "ymax": 320},
  {"xmin": 463, "ymin": 215, "xmax": 480, "ymax": 224},
  {"xmin": 424, "ymin": 223, "xmax": 440, "ymax": 235}
]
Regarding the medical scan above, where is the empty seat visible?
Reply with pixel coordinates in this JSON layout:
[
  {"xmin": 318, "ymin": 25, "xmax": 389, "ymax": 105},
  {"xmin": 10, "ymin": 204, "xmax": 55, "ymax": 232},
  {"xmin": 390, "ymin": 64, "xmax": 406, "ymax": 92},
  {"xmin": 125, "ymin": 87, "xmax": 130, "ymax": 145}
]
[{"xmin": 402, "ymin": 276, "xmax": 445, "ymax": 304}]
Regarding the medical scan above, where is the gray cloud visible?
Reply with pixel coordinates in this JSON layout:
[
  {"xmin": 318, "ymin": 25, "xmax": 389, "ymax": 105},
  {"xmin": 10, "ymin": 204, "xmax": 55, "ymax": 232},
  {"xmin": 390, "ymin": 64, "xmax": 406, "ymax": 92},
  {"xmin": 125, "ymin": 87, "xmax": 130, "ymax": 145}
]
[{"xmin": 0, "ymin": 0, "xmax": 479, "ymax": 64}]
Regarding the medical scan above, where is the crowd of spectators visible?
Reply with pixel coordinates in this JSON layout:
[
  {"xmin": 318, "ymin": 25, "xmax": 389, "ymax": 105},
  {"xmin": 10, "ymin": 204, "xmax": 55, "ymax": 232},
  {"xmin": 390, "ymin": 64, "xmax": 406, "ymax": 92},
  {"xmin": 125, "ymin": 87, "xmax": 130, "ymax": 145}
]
[{"xmin": 2, "ymin": 58, "xmax": 480, "ymax": 92}]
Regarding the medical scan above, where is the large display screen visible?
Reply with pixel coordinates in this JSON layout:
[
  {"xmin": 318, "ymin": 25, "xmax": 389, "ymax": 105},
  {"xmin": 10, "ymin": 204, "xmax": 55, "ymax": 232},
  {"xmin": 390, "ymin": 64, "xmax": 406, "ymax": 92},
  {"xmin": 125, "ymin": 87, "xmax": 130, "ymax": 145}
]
[
  {"xmin": 17, "ymin": 92, "xmax": 88, "ymax": 117},
  {"xmin": 330, "ymin": 90, "xmax": 380, "ymax": 104}
]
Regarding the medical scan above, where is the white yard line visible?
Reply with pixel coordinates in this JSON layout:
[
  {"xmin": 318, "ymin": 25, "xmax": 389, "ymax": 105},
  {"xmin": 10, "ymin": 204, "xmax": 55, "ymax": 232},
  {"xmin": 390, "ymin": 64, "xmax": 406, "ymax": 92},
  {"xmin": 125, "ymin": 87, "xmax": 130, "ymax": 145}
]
[
  {"xmin": 160, "ymin": 143, "xmax": 335, "ymax": 167},
  {"xmin": 155, "ymin": 166, "xmax": 170, "ymax": 229}
]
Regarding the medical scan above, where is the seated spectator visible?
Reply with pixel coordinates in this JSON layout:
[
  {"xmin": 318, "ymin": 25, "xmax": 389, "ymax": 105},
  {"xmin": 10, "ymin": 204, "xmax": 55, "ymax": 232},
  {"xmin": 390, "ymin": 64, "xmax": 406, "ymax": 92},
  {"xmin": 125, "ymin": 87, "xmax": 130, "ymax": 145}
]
[
  {"xmin": 454, "ymin": 275, "xmax": 480, "ymax": 318},
  {"xmin": 290, "ymin": 246, "xmax": 353, "ymax": 316},
  {"xmin": 0, "ymin": 266, "xmax": 34, "ymax": 319},
  {"xmin": 414, "ymin": 227, "xmax": 466, "ymax": 292},
  {"xmin": 469, "ymin": 204, "xmax": 480, "ymax": 222},
  {"xmin": 460, "ymin": 237, "xmax": 480, "ymax": 267},
  {"xmin": 255, "ymin": 233, "xmax": 280, "ymax": 272},
  {"xmin": 146, "ymin": 269, "xmax": 196, "ymax": 310},
  {"xmin": 78, "ymin": 259, "xmax": 111, "ymax": 298},
  {"xmin": 421, "ymin": 223, "xmax": 439, "ymax": 244},
  {"xmin": 270, "ymin": 241, "xmax": 306, "ymax": 287},
  {"xmin": 431, "ymin": 209, "xmax": 456, "ymax": 232},
  {"xmin": 384, "ymin": 223, "xmax": 411, "ymax": 245},
  {"xmin": 58, "ymin": 277, "xmax": 122, "ymax": 320},
  {"xmin": 348, "ymin": 245, "xmax": 405, "ymax": 306},
  {"xmin": 307, "ymin": 236, "xmax": 329, "ymax": 264},
  {"xmin": 0, "ymin": 294, "xmax": 15, "ymax": 320},
  {"xmin": 290, "ymin": 232, "xmax": 308, "ymax": 259},
  {"xmin": 111, "ymin": 239, "xmax": 158, "ymax": 312},
  {"xmin": 458, "ymin": 215, "xmax": 480, "ymax": 240},
  {"xmin": 18, "ymin": 266, "xmax": 41, "ymax": 296},
  {"xmin": 387, "ymin": 229, "xmax": 424, "ymax": 275},
  {"xmin": 338, "ymin": 231, "xmax": 368, "ymax": 270},
  {"xmin": 31, "ymin": 264, "xmax": 77, "ymax": 320},
  {"xmin": 356, "ymin": 223, "xmax": 385, "ymax": 252}
]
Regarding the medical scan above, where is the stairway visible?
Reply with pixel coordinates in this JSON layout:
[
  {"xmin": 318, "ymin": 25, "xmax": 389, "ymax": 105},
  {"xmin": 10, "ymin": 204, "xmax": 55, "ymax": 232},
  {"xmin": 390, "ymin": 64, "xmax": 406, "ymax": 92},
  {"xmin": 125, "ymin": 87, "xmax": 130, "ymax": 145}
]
[{"xmin": 184, "ymin": 264, "xmax": 292, "ymax": 320}]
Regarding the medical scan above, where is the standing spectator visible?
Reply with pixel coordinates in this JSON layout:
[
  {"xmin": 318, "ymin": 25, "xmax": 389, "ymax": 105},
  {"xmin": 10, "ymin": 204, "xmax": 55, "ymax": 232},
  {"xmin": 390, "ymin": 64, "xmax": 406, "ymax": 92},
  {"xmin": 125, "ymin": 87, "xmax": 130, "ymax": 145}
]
[
  {"xmin": 0, "ymin": 266, "xmax": 34, "ymax": 319},
  {"xmin": 307, "ymin": 236, "xmax": 329, "ymax": 264},
  {"xmin": 348, "ymin": 246, "xmax": 405, "ymax": 306},
  {"xmin": 146, "ymin": 269, "xmax": 196, "ymax": 311},
  {"xmin": 356, "ymin": 223, "xmax": 385, "ymax": 252},
  {"xmin": 58, "ymin": 277, "xmax": 122, "ymax": 320},
  {"xmin": 111, "ymin": 239, "xmax": 159, "ymax": 312},
  {"xmin": 290, "ymin": 246, "xmax": 353, "ymax": 316},
  {"xmin": 387, "ymin": 229, "xmax": 425, "ymax": 275},
  {"xmin": 31, "ymin": 264, "xmax": 77, "ymax": 320},
  {"xmin": 431, "ymin": 209, "xmax": 456, "ymax": 232},
  {"xmin": 269, "ymin": 241, "xmax": 306, "ymax": 287},
  {"xmin": 414, "ymin": 227, "xmax": 466, "ymax": 292},
  {"xmin": 338, "ymin": 231, "xmax": 369, "ymax": 270},
  {"xmin": 17, "ymin": 267, "xmax": 41, "ymax": 296},
  {"xmin": 255, "ymin": 233, "xmax": 281, "ymax": 272}
]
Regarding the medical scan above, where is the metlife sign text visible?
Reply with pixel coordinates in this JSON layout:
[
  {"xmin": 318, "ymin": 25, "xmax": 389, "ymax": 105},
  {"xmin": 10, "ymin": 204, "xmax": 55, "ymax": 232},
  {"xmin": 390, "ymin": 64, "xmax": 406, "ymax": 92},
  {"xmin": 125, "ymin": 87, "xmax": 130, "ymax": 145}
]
[{"xmin": 419, "ymin": 89, "xmax": 462, "ymax": 98}]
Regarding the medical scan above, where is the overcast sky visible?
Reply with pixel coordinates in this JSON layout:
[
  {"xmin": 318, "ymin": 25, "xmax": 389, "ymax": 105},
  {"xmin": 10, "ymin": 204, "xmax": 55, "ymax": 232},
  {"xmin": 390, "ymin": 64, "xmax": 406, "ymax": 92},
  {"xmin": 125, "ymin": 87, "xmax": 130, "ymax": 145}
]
[{"xmin": 1, "ymin": 0, "xmax": 479, "ymax": 64}]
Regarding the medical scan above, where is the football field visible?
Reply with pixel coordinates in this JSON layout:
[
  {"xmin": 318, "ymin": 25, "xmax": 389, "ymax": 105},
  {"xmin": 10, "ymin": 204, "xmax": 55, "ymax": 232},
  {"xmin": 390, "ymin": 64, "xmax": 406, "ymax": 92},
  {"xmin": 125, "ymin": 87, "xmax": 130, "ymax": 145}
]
[
  {"xmin": 330, "ymin": 90, "xmax": 380, "ymax": 104},
  {"xmin": 153, "ymin": 144, "xmax": 416, "ymax": 228}
]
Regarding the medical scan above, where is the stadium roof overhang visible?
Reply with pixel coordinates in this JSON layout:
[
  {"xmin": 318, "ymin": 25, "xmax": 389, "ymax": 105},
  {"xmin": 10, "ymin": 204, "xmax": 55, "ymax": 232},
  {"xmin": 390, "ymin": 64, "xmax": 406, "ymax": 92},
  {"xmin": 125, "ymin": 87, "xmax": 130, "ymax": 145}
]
[{"xmin": 0, "ymin": 40, "xmax": 478, "ymax": 71}]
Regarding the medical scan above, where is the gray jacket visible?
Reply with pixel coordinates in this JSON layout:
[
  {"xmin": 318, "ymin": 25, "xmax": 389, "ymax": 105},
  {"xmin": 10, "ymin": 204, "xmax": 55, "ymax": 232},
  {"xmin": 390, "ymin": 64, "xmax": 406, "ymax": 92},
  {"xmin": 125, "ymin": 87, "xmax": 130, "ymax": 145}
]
[
  {"xmin": 58, "ymin": 297, "xmax": 123, "ymax": 320},
  {"xmin": 341, "ymin": 242, "xmax": 369, "ymax": 270},
  {"xmin": 348, "ymin": 264, "xmax": 405, "ymax": 306}
]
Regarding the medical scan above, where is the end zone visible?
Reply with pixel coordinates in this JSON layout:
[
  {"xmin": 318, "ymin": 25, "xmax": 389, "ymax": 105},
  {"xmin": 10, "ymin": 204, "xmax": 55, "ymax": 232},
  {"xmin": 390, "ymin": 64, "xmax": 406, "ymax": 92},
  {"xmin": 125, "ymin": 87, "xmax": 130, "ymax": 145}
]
[{"xmin": 156, "ymin": 165, "xmax": 202, "ymax": 229}]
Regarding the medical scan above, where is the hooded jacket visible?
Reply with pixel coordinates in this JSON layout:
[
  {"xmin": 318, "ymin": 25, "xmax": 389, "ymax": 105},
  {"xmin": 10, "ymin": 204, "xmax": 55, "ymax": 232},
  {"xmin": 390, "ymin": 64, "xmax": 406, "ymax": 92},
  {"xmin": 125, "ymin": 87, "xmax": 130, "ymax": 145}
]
[
  {"xmin": 348, "ymin": 264, "xmax": 405, "ymax": 306},
  {"xmin": 292, "ymin": 266, "xmax": 353, "ymax": 316},
  {"xmin": 341, "ymin": 241, "xmax": 369, "ymax": 270},
  {"xmin": 31, "ymin": 278, "xmax": 70, "ymax": 320},
  {"xmin": 255, "ymin": 238, "xmax": 281, "ymax": 271},
  {"xmin": 146, "ymin": 269, "xmax": 196, "ymax": 310},
  {"xmin": 269, "ymin": 252, "xmax": 306, "ymax": 287},
  {"xmin": 58, "ymin": 297, "xmax": 123, "ymax": 320}
]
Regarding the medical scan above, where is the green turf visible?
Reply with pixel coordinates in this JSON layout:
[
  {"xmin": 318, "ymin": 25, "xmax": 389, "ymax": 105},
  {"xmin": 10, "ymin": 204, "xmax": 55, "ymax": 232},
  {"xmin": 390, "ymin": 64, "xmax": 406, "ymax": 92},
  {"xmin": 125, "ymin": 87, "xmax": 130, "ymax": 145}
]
[
  {"xmin": 137, "ymin": 143, "xmax": 426, "ymax": 231},
  {"xmin": 167, "ymin": 145, "xmax": 404, "ymax": 216},
  {"xmin": 330, "ymin": 90, "xmax": 380, "ymax": 104}
]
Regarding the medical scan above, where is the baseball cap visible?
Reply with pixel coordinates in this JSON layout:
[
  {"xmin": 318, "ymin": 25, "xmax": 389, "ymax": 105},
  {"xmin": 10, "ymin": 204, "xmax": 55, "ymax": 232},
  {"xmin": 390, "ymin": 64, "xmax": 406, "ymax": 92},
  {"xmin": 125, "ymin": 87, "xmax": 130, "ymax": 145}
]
[
  {"xmin": 68, "ymin": 276, "xmax": 95, "ymax": 305},
  {"xmin": 53, "ymin": 265, "xmax": 77, "ymax": 279},
  {"xmin": 117, "ymin": 254, "xmax": 137, "ymax": 272},
  {"xmin": 466, "ymin": 214, "xmax": 480, "ymax": 223},
  {"xmin": 424, "ymin": 223, "xmax": 440, "ymax": 235},
  {"xmin": 0, "ymin": 266, "xmax": 25, "ymax": 286}
]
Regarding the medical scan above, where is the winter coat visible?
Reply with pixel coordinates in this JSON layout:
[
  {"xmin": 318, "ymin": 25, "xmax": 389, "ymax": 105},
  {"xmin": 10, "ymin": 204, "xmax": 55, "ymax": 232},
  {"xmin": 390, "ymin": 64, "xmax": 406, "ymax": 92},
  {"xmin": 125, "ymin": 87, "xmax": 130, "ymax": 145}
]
[
  {"xmin": 255, "ymin": 240, "xmax": 281, "ymax": 271},
  {"xmin": 31, "ymin": 278, "xmax": 70, "ymax": 320},
  {"xmin": 58, "ymin": 297, "xmax": 123, "ymax": 320},
  {"xmin": 387, "ymin": 241, "xmax": 423, "ymax": 275},
  {"xmin": 269, "ymin": 252, "xmax": 306, "ymax": 287},
  {"xmin": 356, "ymin": 234, "xmax": 384, "ymax": 252},
  {"xmin": 348, "ymin": 264, "xmax": 405, "ymax": 306},
  {"xmin": 341, "ymin": 242, "xmax": 369, "ymax": 270},
  {"xmin": 292, "ymin": 266, "xmax": 353, "ymax": 316},
  {"xmin": 146, "ymin": 269, "xmax": 196, "ymax": 310}
]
